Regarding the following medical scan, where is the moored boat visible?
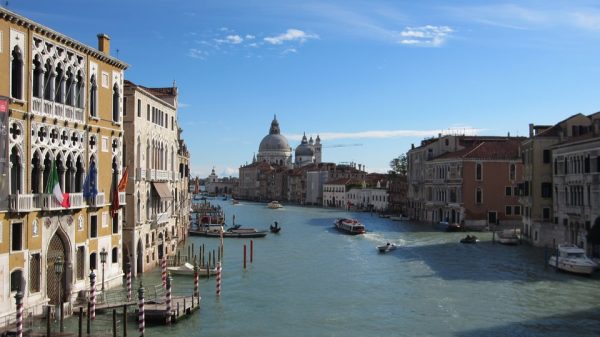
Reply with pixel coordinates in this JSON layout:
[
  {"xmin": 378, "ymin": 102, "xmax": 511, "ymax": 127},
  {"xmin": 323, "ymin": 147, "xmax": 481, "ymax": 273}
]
[
  {"xmin": 460, "ymin": 235, "xmax": 478, "ymax": 244},
  {"xmin": 167, "ymin": 262, "xmax": 218, "ymax": 276},
  {"xmin": 496, "ymin": 230, "xmax": 520, "ymax": 245},
  {"xmin": 270, "ymin": 221, "xmax": 281, "ymax": 233},
  {"xmin": 334, "ymin": 218, "xmax": 366, "ymax": 235},
  {"xmin": 548, "ymin": 244, "xmax": 598, "ymax": 275},
  {"xmin": 390, "ymin": 215, "xmax": 409, "ymax": 221}
]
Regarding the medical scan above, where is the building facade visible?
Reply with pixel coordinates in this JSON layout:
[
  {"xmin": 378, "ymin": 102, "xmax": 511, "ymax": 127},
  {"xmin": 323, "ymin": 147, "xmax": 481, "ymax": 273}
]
[
  {"xmin": 1, "ymin": 7, "xmax": 127, "ymax": 319},
  {"xmin": 520, "ymin": 114, "xmax": 597, "ymax": 247},
  {"xmin": 122, "ymin": 80, "xmax": 184, "ymax": 275}
]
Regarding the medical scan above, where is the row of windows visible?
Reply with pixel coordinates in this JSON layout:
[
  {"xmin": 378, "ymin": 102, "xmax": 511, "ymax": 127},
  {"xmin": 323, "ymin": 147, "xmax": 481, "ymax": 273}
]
[
  {"xmin": 554, "ymin": 155, "xmax": 600, "ymax": 175},
  {"xmin": 136, "ymin": 99, "xmax": 174, "ymax": 130}
]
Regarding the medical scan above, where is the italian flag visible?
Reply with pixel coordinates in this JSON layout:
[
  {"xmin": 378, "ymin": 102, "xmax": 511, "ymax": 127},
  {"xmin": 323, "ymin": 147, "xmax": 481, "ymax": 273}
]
[{"xmin": 47, "ymin": 160, "xmax": 70, "ymax": 208}]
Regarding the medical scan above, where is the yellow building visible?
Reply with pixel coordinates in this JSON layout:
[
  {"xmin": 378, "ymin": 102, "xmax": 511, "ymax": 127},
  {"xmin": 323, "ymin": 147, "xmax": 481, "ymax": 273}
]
[{"xmin": 0, "ymin": 7, "xmax": 128, "ymax": 320}]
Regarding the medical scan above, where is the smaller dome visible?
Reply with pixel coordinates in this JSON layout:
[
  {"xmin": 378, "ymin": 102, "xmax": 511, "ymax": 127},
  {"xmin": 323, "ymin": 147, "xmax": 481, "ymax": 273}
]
[{"xmin": 295, "ymin": 132, "xmax": 314, "ymax": 157}]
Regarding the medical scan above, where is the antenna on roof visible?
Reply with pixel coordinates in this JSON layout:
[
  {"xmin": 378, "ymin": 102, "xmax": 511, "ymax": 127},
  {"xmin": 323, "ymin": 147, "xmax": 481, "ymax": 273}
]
[{"xmin": 116, "ymin": 48, "xmax": 120, "ymax": 58}]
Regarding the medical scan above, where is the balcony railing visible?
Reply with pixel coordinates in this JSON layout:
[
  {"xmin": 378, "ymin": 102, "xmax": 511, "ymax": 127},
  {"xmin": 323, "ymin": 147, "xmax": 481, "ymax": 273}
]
[
  {"xmin": 136, "ymin": 168, "xmax": 146, "ymax": 181},
  {"xmin": 69, "ymin": 193, "xmax": 85, "ymax": 209},
  {"xmin": 8, "ymin": 194, "xmax": 35, "ymax": 212},
  {"xmin": 155, "ymin": 212, "xmax": 170, "ymax": 225},
  {"xmin": 30, "ymin": 97, "xmax": 85, "ymax": 123},
  {"xmin": 156, "ymin": 170, "xmax": 169, "ymax": 181},
  {"xmin": 118, "ymin": 192, "xmax": 126, "ymax": 205},
  {"xmin": 147, "ymin": 169, "xmax": 155, "ymax": 181},
  {"xmin": 35, "ymin": 194, "xmax": 64, "ymax": 211},
  {"xmin": 88, "ymin": 193, "xmax": 106, "ymax": 207}
]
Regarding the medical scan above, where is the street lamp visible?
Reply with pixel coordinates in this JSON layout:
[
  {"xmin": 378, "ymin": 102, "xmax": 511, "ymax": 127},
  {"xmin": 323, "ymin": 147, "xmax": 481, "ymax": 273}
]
[
  {"xmin": 54, "ymin": 256, "xmax": 64, "ymax": 332},
  {"xmin": 100, "ymin": 248, "xmax": 108, "ymax": 292}
]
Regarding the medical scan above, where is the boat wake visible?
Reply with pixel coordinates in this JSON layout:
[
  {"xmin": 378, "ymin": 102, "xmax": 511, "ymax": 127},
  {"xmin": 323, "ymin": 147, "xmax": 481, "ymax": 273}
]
[{"xmin": 363, "ymin": 232, "xmax": 406, "ymax": 246}]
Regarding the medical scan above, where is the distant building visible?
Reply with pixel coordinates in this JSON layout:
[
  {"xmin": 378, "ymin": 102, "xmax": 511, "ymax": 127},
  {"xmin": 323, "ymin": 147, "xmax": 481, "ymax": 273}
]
[
  {"xmin": 256, "ymin": 116, "xmax": 292, "ymax": 167},
  {"xmin": 407, "ymin": 134, "xmax": 525, "ymax": 229},
  {"xmin": 323, "ymin": 178, "xmax": 360, "ymax": 208},
  {"xmin": 205, "ymin": 168, "xmax": 238, "ymax": 196},
  {"xmin": 387, "ymin": 175, "xmax": 408, "ymax": 215}
]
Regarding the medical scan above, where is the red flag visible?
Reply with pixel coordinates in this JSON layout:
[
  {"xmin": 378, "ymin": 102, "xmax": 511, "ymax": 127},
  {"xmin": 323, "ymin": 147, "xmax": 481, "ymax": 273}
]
[
  {"xmin": 111, "ymin": 167, "xmax": 128, "ymax": 218},
  {"xmin": 118, "ymin": 167, "xmax": 128, "ymax": 192}
]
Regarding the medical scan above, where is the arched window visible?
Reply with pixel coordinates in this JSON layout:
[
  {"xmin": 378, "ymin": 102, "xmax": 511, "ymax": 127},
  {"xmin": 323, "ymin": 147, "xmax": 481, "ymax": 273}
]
[
  {"xmin": 90, "ymin": 252, "xmax": 97, "ymax": 270},
  {"xmin": 43, "ymin": 60, "xmax": 53, "ymax": 100},
  {"xmin": 32, "ymin": 57, "xmax": 43, "ymax": 98},
  {"xmin": 11, "ymin": 46, "xmax": 23, "ymax": 100},
  {"xmin": 75, "ymin": 156, "xmax": 84, "ymax": 192},
  {"xmin": 54, "ymin": 64, "xmax": 64, "ymax": 103},
  {"xmin": 10, "ymin": 270, "xmax": 23, "ymax": 292},
  {"xmin": 112, "ymin": 83, "xmax": 120, "ymax": 122},
  {"xmin": 476, "ymin": 163, "xmax": 482, "ymax": 181},
  {"xmin": 65, "ymin": 70, "xmax": 74, "ymax": 106},
  {"xmin": 111, "ymin": 247, "xmax": 118, "ymax": 263},
  {"xmin": 90, "ymin": 75, "xmax": 97, "ymax": 117},
  {"xmin": 10, "ymin": 147, "xmax": 22, "ymax": 194},
  {"xmin": 75, "ymin": 71, "xmax": 84, "ymax": 108},
  {"xmin": 31, "ymin": 152, "xmax": 41, "ymax": 193}
]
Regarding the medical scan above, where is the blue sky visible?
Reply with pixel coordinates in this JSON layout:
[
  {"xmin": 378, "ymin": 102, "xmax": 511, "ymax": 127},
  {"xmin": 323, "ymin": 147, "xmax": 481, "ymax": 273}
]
[{"xmin": 9, "ymin": 0, "xmax": 600, "ymax": 177}]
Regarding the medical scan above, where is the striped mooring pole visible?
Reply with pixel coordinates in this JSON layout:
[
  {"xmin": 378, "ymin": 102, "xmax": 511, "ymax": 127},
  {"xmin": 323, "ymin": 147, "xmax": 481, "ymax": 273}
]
[
  {"xmin": 126, "ymin": 262, "xmax": 132, "ymax": 302},
  {"xmin": 14, "ymin": 290, "xmax": 23, "ymax": 337},
  {"xmin": 193, "ymin": 262, "xmax": 199, "ymax": 299},
  {"xmin": 216, "ymin": 262, "xmax": 222, "ymax": 296},
  {"xmin": 138, "ymin": 283, "xmax": 145, "ymax": 337},
  {"xmin": 166, "ymin": 273, "xmax": 172, "ymax": 325},
  {"xmin": 89, "ymin": 271, "xmax": 96, "ymax": 320},
  {"xmin": 161, "ymin": 256, "xmax": 167, "ymax": 289}
]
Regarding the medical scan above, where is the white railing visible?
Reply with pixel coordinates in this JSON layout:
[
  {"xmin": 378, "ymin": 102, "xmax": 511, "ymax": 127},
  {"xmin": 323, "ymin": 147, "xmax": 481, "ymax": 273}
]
[
  {"xmin": 32, "ymin": 97, "xmax": 43, "ymax": 114},
  {"xmin": 74, "ymin": 107, "xmax": 84, "ymax": 122},
  {"xmin": 119, "ymin": 192, "xmax": 126, "ymax": 205},
  {"xmin": 147, "ymin": 169, "xmax": 155, "ymax": 181},
  {"xmin": 64, "ymin": 105, "xmax": 74, "ymax": 120},
  {"xmin": 69, "ymin": 193, "xmax": 85, "ymax": 209},
  {"xmin": 53, "ymin": 103, "xmax": 64, "ymax": 119},
  {"xmin": 156, "ymin": 212, "xmax": 169, "ymax": 225},
  {"xmin": 35, "ymin": 193, "xmax": 64, "ymax": 211},
  {"xmin": 43, "ymin": 101, "xmax": 53, "ymax": 116},
  {"xmin": 88, "ymin": 192, "xmax": 106, "ymax": 207},
  {"xmin": 136, "ymin": 168, "xmax": 146, "ymax": 181},
  {"xmin": 156, "ymin": 170, "xmax": 169, "ymax": 181},
  {"xmin": 8, "ymin": 194, "xmax": 35, "ymax": 212}
]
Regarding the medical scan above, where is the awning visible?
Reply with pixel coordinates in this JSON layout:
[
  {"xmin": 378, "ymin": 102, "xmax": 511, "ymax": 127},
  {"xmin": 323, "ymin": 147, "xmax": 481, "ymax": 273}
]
[{"xmin": 152, "ymin": 182, "xmax": 173, "ymax": 199}]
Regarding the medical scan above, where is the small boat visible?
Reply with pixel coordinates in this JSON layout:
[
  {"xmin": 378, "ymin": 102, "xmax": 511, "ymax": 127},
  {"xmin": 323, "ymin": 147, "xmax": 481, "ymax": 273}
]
[
  {"xmin": 460, "ymin": 235, "xmax": 478, "ymax": 244},
  {"xmin": 167, "ymin": 262, "xmax": 218, "ymax": 276},
  {"xmin": 232, "ymin": 199, "xmax": 240, "ymax": 205},
  {"xmin": 548, "ymin": 244, "xmax": 598, "ymax": 275},
  {"xmin": 267, "ymin": 201, "xmax": 283, "ymax": 209},
  {"xmin": 390, "ymin": 215, "xmax": 410, "ymax": 221},
  {"xmin": 202, "ymin": 225, "xmax": 268, "ymax": 238},
  {"xmin": 377, "ymin": 243, "xmax": 397, "ymax": 253},
  {"xmin": 222, "ymin": 196, "xmax": 228, "ymax": 201},
  {"xmin": 496, "ymin": 230, "xmax": 520, "ymax": 245},
  {"xmin": 270, "ymin": 222, "xmax": 281, "ymax": 233},
  {"xmin": 334, "ymin": 218, "xmax": 366, "ymax": 235}
]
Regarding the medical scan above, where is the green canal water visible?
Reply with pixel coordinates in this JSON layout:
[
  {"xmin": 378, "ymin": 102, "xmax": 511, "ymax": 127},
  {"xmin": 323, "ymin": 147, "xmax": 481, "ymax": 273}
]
[{"xmin": 84, "ymin": 200, "xmax": 600, "ymax": 336}]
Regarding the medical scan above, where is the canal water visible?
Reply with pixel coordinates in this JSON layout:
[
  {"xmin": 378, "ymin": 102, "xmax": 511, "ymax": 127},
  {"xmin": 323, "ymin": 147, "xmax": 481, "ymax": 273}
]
[{"xmin": 134, "ymin": 200, "xmax": 600, "ymax": 337}]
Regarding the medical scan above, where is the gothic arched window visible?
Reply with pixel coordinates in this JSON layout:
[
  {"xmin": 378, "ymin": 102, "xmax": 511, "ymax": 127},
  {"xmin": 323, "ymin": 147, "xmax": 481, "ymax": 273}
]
[
  {"xmin": 90, "ymin": 75, "xmax": 98, "ymax": 117},
  {"xmin": 112, "ymin": 83, "xmax": 120, "ymax": 122},
  {"xmin": 11, "ymin": 46, "xmax": 23, "ymax": 100}
]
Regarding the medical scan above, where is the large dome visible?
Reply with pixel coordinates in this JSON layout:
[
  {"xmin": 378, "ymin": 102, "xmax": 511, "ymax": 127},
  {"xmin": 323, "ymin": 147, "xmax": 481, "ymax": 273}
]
[
  {"xmin": 295, "ymin": 133, "xmax": 314, "ymax": 156},
  {"xmin": 259, "ymin": 134, "xmax": 290, "ymax": 152}
]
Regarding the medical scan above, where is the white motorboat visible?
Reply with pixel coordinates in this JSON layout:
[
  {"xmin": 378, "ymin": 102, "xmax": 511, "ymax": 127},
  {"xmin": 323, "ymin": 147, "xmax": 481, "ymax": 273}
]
[
  {"xmin": 548, "ymin": 244, "xmax": 598, "ymax": 275},
  {"xmin": 267, "ymin": 200, "xmax": 283, "ymax": 209},
  {"xmin": 496, "ymin": 230, "xmax": 520, "ymax": 245},
  {"xmin": 389, "ymin": 215, "xmax": 409, "ymax": 221},
  {"xmin": 377, "ymin": 243, "xmax": 397, "ymax": 253},
  {"xmin": 167, "ymin": 262, "xmax": 218, "ymax": 276},
  {"xmin": 334, "ymin": 218, "xmax": 366, "ymax": 235}
]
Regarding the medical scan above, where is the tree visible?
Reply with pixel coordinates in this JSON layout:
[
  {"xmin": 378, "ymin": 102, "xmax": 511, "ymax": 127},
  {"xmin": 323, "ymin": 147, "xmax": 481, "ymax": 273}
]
[{"xmin": 389, "ymin": 154, "xmax": 407, "ymax": 176}]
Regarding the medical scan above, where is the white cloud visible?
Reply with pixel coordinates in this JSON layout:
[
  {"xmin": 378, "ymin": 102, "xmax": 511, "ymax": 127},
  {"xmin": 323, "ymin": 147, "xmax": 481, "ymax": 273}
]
[
  {"xmin": 215, "ymin": 34, "xmax": 244, "ymax": 44},
  {"xmin": 282, "ymin": 48, "xmax": 297, "ymax": 54},
  {"xmin": 398, "ymin": 25, "xmax": 453, "ymax": 47},
  {"xmin": 571, "ymin": 10, "xmax": 600, "ymax": 30},
  {"xmin": 264, "ymin": 29, "xmax": 319, "ymax": 45},
  {"xmin": 188, "ymin": 48, "xmax": 208, "ymax": 59},
  {"xmin": 285, "ymin": 127, "xmax": 482, "ymax": 141},
  {"xmin": 245, "ymin": 34, "xmax": 256, "ymax": 40}
]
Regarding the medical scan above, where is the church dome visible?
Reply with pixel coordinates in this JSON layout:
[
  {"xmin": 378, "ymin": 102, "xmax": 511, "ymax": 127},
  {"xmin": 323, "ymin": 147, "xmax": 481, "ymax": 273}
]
[
  {"xmin": 295, "ymin": 133, "xmax": 314, "ymax": 156},
  {"xmin": 258, "ymin": 116, "xmax": 291, "ymax": 152}
]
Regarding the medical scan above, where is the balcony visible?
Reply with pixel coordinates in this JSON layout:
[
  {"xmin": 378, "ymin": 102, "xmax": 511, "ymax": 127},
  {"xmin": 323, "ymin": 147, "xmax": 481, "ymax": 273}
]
[
  {"xmin": 136, "ymin": 168, "xmax": 146, "ymax": 181},
  {"xmin": 156, "ymin": 170, "xmax": 169, "ymax": 181},
  {"xmin": 35, "ymin": 194, "xmax": 64, "ymax": 211},
  {"xmin": 118, "ymin": 192, "xmax": 126, "ymax": 205},
  {"xmin": 8, "ymin": 194, "xmax": 35, "ymax": 212},
  {"xmin": 155, "ymin": 212, "xmax": 170, "ymax": 225},
  {"xmin": 146, "ymin": 169, "xmax": 155, "ymax": 181},
  {"xmin": 30, "ymin": 97, "xmax": 85, "ymax": 123},
  {"xmin": 88, "ymin": 193, "xmax": 106, "ymax": 207},
  {"xmin": 68, "ymin": 193, "xmax": 85, "ymax": 209}
]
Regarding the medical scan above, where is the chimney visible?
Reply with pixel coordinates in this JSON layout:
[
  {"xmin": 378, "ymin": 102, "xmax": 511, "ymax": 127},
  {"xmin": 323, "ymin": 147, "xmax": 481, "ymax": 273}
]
[
  {"xmin": 507, "ymin": 131, "xmax": 510, "ymax": 138},
  {"xmin": 97, "ymin": 33, "xmax": 111, "ymax": 55},
  {"xmin": 528, "ymin": 123, "xmax": 534, "ymax": 137}
]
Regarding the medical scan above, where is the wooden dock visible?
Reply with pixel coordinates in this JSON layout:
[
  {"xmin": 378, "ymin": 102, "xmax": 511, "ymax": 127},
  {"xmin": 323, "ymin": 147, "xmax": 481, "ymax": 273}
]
[{"xmin": 142, "ymin": 295, "xmax": 200, "ymax": 325}]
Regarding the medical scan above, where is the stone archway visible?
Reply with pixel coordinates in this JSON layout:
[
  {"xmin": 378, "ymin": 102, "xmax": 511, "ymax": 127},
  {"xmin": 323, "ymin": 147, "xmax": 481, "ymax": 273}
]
[{"xmin": 46, "ymin": 230, "xmax": 69, "ymax": 305}]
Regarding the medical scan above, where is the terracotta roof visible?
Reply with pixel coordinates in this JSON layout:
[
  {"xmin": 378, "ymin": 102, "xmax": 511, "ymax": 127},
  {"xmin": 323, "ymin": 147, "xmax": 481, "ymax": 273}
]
[
  {"xmin": 325, "ymin": 178, "xmax": 356, "ymax": 186},
  {"xmin": 124, "ymin": 80, "xmax": 177, "ymax": 103},
  {"xmin": 434, "ymin": 139, "xmax": 522, "ymax": 161}
]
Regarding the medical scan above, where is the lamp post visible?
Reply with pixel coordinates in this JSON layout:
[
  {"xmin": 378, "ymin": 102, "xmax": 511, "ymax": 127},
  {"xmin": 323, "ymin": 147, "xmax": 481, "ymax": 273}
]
[
  {"xmin": 54, "ymin": 256, "xmax": 64, "ymax": 332},
  {"xmin": 100, "ymin": 248, "xmax": 108, "ymax": 292}
]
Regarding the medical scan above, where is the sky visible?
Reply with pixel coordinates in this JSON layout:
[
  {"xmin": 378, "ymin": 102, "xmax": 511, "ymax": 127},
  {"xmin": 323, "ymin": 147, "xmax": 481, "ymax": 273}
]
[{"xmin": 7, "ymin": 0, "xmax": 600, "ymax": 177}]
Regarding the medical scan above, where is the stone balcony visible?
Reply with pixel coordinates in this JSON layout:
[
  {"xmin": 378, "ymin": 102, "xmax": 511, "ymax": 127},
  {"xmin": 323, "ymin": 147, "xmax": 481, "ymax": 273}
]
[
  {"xmin": 118, "ymin": 192, "xmax": 126, "ymax": 205},
  {"xmin": 68, "ymin": 193, "xmax": 85, "ymax": 209},
  {"xmin": 136, "ymin": 168, "xmax": 146, "ymax": 181},
  {"xmin": 31, "ymin": 97, "xmax": 84, "ymax": 123},
  {"xmin": 88, "ymin": 193, "xmax": 106, "ymax": 207},
  {"xmin": 8, "ymin": 194, "xmax": 36, "ymax": 212},
  {"xmin": 35, "ymin": 194, "xmax": 64, "ymax": 211}
]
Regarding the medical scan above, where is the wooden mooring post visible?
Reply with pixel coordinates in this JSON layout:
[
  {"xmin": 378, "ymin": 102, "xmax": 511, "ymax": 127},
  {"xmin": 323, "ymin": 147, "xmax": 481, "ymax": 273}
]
[{"xmin": 78, "ymin": 307, "xmax": 83, "ymax": 337}]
